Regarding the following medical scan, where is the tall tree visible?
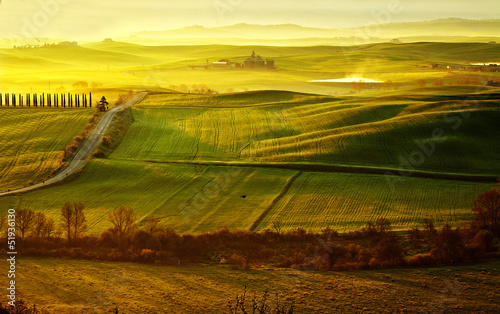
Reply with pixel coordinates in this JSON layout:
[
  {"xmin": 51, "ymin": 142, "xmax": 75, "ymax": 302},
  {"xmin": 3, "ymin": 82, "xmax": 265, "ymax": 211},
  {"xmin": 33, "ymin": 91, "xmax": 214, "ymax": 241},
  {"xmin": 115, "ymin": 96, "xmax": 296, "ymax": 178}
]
[
  {"xmin": 61, "ymin": 202, "xmax": 73, "ymax": 243},
  {"xmin": 33, "ymin": 212, "xmax": 47, "ymax": 238},
  {"xmin": 43, "ymin": 218, "xmax": 55, "ymax": 238},
  {"xmin": 472, "ymin": 189, "xmax": 500, "ymax": 235},
  {"xmin": 108, "ymin": 206, "xmax": 137, "ymax": 239},
  {"xmin": 15, "ymin": 209, "xmax": 35, "ymax": 239},
  {"xmin": 72, "ymin": 202, "xmax": 87, "ymax": 240}
]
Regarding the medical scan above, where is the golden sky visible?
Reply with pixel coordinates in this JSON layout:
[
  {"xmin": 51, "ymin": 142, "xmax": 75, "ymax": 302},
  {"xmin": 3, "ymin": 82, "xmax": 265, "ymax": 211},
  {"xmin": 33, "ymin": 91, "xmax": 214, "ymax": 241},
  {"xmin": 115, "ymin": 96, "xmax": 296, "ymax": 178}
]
[{"xmin": 0, "ymin": 0, "xmax": 498, "ymax": 40}]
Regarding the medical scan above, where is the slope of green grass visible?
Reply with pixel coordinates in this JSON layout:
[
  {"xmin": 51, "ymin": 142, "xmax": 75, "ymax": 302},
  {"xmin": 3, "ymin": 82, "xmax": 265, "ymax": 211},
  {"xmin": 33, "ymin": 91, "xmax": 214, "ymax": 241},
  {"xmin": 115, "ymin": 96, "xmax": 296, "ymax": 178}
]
[
  {"xmin": 0, "ymin": 158, "xmax": 493, "ymax": 234},
  {"xmin": 1, "ymin": 89, "xmax": 498, "ymax": 234},
  {"xmin": 111, "ymin": 92, "xmax": 500, "ymax": 176},
  {"xmin": 0, "ymin": 108, "xmax": 93, "ymax": 191},
  {"xmin": 1, "ymin": 159, "xmax": 295, "ymax": 234},
  {"xmin": 255, "ymin": 171, "xmax": 493, "ymax": 232},
  {"xmin": 4, "ymin": 257, "xmax": 499, "ymax": 313}
]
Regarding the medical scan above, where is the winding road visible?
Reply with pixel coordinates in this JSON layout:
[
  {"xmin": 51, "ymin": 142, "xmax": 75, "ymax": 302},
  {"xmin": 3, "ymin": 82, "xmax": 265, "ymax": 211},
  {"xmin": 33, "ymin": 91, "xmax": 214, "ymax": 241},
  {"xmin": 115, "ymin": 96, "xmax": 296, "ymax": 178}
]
[{"xmin": 0, "ymin": 92, "xmax": 148, "ymax": 197}]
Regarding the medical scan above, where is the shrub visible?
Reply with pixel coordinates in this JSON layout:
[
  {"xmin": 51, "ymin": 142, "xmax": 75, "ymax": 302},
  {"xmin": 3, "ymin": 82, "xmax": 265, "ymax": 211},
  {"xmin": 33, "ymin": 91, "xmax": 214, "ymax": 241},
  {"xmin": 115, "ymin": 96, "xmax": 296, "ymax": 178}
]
[
  {"xmin": 92, "ymin": 150, "xmax": 106, "ymax": 158},
  {"xmin": 407, "ymin": 253, "xmax": 436, "ymax": 267},
  {"xmin": 229, "ymin": 253, "xmax": 246, "ymax": 269},
  {"xmin": 101, "ymin": 136, "xmax": 112, "ymax": 148}
]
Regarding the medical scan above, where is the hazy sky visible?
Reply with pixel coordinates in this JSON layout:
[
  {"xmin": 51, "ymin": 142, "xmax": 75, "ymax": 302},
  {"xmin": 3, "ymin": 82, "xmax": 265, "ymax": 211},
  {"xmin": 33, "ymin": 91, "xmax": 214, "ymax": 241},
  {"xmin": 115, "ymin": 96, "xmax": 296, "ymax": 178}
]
[{"xmin": 0, "ymin": 0, "xmax": 498, "ymax": 40}]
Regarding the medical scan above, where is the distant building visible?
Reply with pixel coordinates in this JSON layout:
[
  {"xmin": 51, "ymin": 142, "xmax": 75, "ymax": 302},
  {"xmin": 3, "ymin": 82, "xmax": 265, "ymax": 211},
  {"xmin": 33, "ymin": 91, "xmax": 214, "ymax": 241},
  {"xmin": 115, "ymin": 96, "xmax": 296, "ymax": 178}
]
[
  {"xmin": 447, "ymin": 65, "xmax": 466, "ymax": 71},
  {"xmin": 486, "ymin": 80, "xmax": 500, "ymax": 87},
  {"xmin": 58, "ymin": 41, "xmax": 78, "ymax": 47},
  {"xmin": 243, "ymin": 51, "xmax": 277, "ymax": 70},
  {"xmin": 189, "ymin": 51, "xmax": 276, "ymax": 71}
]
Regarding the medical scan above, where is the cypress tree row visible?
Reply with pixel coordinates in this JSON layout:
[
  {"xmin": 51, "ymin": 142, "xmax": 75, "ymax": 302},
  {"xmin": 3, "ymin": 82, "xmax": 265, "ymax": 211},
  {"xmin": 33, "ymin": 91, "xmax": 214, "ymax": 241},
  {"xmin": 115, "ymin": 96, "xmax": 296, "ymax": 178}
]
[{"xmin": 0, "ymin": 92, "xmax": 93, "ymax": 109}]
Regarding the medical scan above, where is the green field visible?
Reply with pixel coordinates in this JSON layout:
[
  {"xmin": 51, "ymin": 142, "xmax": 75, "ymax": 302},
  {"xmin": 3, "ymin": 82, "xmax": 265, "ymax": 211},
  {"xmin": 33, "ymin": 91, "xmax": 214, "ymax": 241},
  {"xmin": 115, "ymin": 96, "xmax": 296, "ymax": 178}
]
[
  {"xmin": 1, "ymin": 88, "xmax": 498, "ymax": 234},
  {"xmin": 1, "ymin": 158, "xmax": 494, "ymax": 234},
  {"xmin": 113, "ymin": 91, "xmax": 500, "ymax": 176},
  {"xmin": 3, "ymin": 257, "xmax": 499, "ymax": 313},
  {"xmin": 0, "ymin": 108, "xmax": 93, "ymax": 192},
  {"xmin": 1, "ymin": 42, "xmax": 499, "ymax": 234},
  {"xmin": 0, "ymin": 35, "xmax": 500, "ymax": 314}
]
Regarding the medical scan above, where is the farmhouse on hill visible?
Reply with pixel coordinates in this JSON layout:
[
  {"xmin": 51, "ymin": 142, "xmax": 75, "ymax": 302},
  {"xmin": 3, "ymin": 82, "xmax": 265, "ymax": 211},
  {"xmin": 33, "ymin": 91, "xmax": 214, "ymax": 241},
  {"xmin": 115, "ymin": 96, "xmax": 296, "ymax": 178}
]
[
  {"xmin": 189, "ymin": 51, "xmax": 277, "ymax": 71},
  {"xmin": 244, "ymin": 51, "xmax": 276, "ymax": 70}
]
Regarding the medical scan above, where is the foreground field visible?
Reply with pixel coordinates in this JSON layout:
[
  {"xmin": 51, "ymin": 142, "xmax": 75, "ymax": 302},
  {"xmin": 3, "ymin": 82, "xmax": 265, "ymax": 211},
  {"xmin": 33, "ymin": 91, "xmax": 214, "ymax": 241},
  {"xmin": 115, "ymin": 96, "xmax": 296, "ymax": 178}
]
[
  {"xmin": 3, "ymin": 257, "xmax": 499, "ymax": 313},
  {"xmin": 0, "ymin": 108, "xmax": 93, "ymax": 192}
]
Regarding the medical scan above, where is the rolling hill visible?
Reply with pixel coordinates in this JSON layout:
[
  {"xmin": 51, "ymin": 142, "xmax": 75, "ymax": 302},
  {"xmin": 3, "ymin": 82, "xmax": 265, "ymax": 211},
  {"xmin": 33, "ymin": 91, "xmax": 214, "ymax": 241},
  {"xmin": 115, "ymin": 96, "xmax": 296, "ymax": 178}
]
[{"xmin": 1, "ymin": 88, "xmax": 498, "ymax": 234}]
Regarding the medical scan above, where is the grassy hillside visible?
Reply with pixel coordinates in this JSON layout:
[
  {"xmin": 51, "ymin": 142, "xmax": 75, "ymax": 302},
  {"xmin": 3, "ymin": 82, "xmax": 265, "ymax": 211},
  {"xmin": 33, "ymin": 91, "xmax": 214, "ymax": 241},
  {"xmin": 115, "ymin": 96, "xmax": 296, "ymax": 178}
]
[
  {"xmin": 1, "ymin": 88, "xmax": 497, "ymax": 234},
  {"xmin": 1, "ymin": 160, "xmax": 295, "ymax": 234},
  {"xmin": 111, "ymin": 91, "xmax": 500, "ymax": 176},
  {"xmin": 255, "ymin": 171, "xmax": 492, "ymax": 232},
  {"xmin": 4, "ymin": 257, "xmax": 499, "ymax": 313},
  {"xmin": 0, "ymin": 108, "xmax": 93, "ymax": 192},
  {"xmin": 1, "ymin": 42, "xmax": 499, "ymax": 234},
  {"xmin": 1, "ymin": 158, "xmax": 492, "ymax": 234}
]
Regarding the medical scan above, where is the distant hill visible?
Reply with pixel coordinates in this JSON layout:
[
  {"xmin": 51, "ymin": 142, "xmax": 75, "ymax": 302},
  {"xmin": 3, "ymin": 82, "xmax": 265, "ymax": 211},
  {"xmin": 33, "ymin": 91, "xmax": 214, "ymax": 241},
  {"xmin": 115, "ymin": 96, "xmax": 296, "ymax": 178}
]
[
  {"xmin": 134, "ymin": 19, "xmax": 500, "ymax": 39},
  {"xmin": 1, "ymin": 19, "xmax": 499, "ymax": 48}
]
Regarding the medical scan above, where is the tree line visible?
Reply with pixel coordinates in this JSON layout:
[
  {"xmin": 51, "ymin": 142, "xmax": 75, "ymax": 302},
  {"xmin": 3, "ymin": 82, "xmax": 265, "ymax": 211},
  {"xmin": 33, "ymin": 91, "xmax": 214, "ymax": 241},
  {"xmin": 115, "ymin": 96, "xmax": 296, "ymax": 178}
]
[
  {"xmin": 2, "ymin": 184, "xmax": 499, "ymax": 270},
  {"xmin": 0, "ymin": 92, "xmax": 91, "ymax": 108}
]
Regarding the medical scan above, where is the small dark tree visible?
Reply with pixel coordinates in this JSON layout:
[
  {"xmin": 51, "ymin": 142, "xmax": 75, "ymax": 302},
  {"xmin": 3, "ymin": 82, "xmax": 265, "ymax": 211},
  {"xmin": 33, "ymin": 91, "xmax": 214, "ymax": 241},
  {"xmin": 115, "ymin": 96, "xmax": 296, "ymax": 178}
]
[
  {"xmin": 61, "ymin": 202, "xmax": 73, "ymax": 243},
  {"xmin": 144, "ymin": 216, "xmax": 162, "ymax": 233},
  {"xmin": 272, "ymin": 220, "xmax": 283, "ymax": 235},
  {"xmin": 108, "ymin": 206, "xmax": 137, "ymax": 240},
  {"xmin": 15, "ymin": 209, "xmax": 35, "ymax": 239},
  {"xmin": 33, "ymin": 212, "xmax": 47, "ymax": 238},
  {"xmin": 431, "ymin": 224, "xmax": 465, "ymax": 264},
  {"xmin": 322, "ymin": 242, "xmax": 348, "ymax": 270},
  {"xmin": 472, "ymin": 189, "xmax": 500, "ymax": 235},
  {"xmin": 43, "ymin": 218, "xmax": 55, "ymax": 238},
  {"xmin": 372, "ymin": 236, "xmax": 405, "ymax": 267},
  {"xmin": 228, "ymin": 286, "xmax": 294, "ymax": 314},
  {"xmin": 98, "ymin": 96, "xmax": 109, "ymax": 112},
  {"xmin": 416, "ymin": 79, "xmax": 426, "ymax": 88},
  {"xmin": 422, "ymin": 218, "xmax": 438, "ymax": 250},
  {"xmin": 72, "ymin": 202, "xmax": 88, "ymax": 240}
]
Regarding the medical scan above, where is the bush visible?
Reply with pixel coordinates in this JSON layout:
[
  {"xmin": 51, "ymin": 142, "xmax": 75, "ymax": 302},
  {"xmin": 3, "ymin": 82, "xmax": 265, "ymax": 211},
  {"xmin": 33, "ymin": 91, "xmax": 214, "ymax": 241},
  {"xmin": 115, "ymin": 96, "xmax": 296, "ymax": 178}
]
[
  {"xmin": 101, "ymin": 136, "xmax": 112, "ymax": 148},
  {"xmin": 229, "ymin": 253, "xmax": 246, "ymax": 269},
  {"xmin": 92, "ymin": 150, "xmax": 106, "ymax": 158},
  {"xmin": 407, "ymin": 253, "xmax": 436, "ymax": 267}
]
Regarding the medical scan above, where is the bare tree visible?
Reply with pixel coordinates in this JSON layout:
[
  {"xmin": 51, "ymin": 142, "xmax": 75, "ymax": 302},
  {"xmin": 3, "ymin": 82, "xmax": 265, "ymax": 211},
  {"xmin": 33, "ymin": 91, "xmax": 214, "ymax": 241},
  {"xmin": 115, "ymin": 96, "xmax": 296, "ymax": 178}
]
[
  {"xmin": 108, "ymin": 206, "xmax": 137, "ymax": 238},
  {"xmin": 61, "ymin": 202, "xmax": 73, "ymax": 243},
  {"xmin": 43, "ymin": 218, "xmax": 55, "ymax": 238},
  {"xmin": 33, "ymin": 212, "xmax": 47, "ymax": 238},
  {"xmin": 16, "ymin": 209, "xmax": 35, "ymax": 238},
  {"xmin": 473, "ymin": 189, "xmax": 500, "ymax": 235},
  {"xmin": 144, "ymin": 215, "xmax": 162, "ymax": 233},
  {"xmin": 272, "ymin": 220, "xmax": 283, "ymax": 235},
  {"xmin": 72, "ymin": 202, "xmax": 87, "ymax": 240}
]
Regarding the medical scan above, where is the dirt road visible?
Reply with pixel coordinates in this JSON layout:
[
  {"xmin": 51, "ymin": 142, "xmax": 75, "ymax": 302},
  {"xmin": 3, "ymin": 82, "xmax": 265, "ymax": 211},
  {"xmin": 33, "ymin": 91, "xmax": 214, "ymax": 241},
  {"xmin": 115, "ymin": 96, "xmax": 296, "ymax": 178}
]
[{"xmin": 0, "ymin": 92, "xmax": 148, "ymax": 197}]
